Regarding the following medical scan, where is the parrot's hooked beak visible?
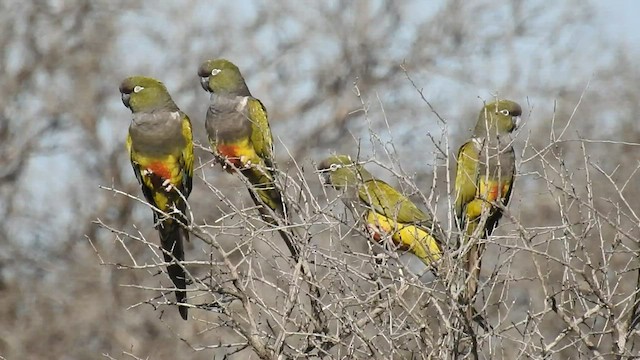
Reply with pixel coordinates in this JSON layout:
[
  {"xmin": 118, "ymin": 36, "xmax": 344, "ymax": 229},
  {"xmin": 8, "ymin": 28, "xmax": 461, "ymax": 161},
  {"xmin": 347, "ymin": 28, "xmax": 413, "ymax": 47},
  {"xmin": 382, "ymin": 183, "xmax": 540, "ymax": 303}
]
[
  {"xmin": 317, "ymin": 161, "xmax": 332, "ymax": 185},
  {"xmin": 197, "ymin": 65, "xmax": 212, "ymax": 92},
  {"xmin": 321, "ymin": 171, "xmax": 332, "ymax": 186},
  {"xmin": 121, "ymin": 93, "xmax": 131, "ymax": 108},
  {"xmin": 199, "ymin": 76, "xmax": 210, "ymax": 92},
  {"xmin": 513, "ymin": 115, "xmax": 521, "ymax": 130}
]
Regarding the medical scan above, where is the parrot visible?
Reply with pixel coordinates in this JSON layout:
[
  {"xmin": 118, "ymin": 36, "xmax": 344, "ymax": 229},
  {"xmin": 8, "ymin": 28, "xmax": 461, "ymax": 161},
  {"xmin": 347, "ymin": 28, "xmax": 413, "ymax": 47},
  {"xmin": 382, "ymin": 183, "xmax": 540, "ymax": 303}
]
[
  {"xmin": 120, "ymin": 76, "xmax": 194, "ymax": 320},
  {"xmin": 454, "ymin": 99, "xmax": 521, "ymax": 318},
  {"xmin": 197, "ymin": 59, "xmax": 298, "ymax": 258},
  {"xmin": 318, "ymin": 155, "xmax": 445, "ymax": 267}
]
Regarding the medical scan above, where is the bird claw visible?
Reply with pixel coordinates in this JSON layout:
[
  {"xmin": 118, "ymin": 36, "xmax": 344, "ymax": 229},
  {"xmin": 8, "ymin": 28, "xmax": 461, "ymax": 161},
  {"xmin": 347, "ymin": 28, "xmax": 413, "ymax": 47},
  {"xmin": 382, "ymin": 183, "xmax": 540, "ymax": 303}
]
[
  {"xmin": 240, "ymin": 156, "xmax": 252, "ymax": 169},
  {"xmin": 373, "ymin": 253, "xmax": 387, "ymax": 264},
  {"xmin": 162, "ymin": 179, "xmax": 174, "ymax": 192},
  {"xmin": 365, "ymin": 224, "xmax": 384, "ymax": 241}
]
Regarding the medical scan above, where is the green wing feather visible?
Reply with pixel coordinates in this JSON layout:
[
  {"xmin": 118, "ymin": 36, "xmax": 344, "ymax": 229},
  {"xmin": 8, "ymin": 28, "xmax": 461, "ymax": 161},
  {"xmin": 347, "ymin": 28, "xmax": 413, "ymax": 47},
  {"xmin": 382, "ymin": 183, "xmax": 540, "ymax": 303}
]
[
  {"xmin": 358, "ymin": 178, "xmax": 443, "ymax": 263},
  {"xmin": 180, "ymin": 112, "xmax": 194, "ymax": 197},
  {"xmin": 359, "ymin": 179, "xmax": 430, "ymax": 225},
  {"xmin": 454, "ymin": 139, "xmax": 480, "ymax": 226},
  {"xmin": 247, "ymin": 97, "xmax": 274, "ymax": 168},
  {"xmin": 243, "ymin": 97, "xmax": 284, "ymax": 214}
]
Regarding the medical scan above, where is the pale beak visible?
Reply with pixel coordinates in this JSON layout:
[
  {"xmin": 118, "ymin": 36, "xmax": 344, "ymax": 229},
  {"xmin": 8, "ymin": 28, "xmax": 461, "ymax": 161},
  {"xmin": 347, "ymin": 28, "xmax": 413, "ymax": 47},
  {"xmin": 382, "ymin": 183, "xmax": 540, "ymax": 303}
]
[
  {"xmin": 513, "ymin": 115, "xmax": 521, "ymax": 130},
  {"xmin": 199, "ymin": 77, "xmax": 210, "ymax": 92},
  {"xmin": 321, "ymin": 171, "xmax": 332, "ymax": 185},
  {"xmin": 121, "ymin": 93, "xmax": 130, "ymax": 108}
]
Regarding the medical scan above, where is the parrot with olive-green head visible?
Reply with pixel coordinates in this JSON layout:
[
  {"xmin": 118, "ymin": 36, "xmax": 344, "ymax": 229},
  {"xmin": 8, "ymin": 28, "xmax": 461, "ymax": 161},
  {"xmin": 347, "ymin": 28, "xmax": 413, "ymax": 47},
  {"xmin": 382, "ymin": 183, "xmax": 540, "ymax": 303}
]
[
  {"xmin": 319, "ymin": 155, "xmax": 445, "ymax": 267},
  {"xmin": 454, "ymin": 99, "xmax": 521, "ymax": 314},
  {"xmin": 120, "ymin": 76, "xmax": 193, "ymax": 320},
  {"xmin": 197, "ymin": 59, "xmax": 298, "ymax": 258}
]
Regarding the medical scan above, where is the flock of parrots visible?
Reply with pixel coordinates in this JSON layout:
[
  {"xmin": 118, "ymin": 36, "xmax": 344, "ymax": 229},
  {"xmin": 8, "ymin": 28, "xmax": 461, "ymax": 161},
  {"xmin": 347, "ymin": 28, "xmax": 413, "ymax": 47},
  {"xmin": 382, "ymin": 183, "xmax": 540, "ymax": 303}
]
[{"xmin": 119, "ymin": 58, "xmax": 522, "ymax": 321}]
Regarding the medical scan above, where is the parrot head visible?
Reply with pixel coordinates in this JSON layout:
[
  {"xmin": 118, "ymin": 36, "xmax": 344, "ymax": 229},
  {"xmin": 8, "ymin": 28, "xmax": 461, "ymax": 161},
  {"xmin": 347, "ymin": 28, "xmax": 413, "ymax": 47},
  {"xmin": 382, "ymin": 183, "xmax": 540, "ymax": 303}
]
[
  {"xmin": 318, "ymin": 155, "xmax": 372, "ymax": 189},
  {"xmin": 119, "ymin": 76, "xmax": 174, "ymax": 113},
  {"xmin": 473, "ymin": 99, "xmax": 522, "ymax": 137},
  {"xmin": 198, "ymin": 59, "xmax": 251, "ymax": 96}
]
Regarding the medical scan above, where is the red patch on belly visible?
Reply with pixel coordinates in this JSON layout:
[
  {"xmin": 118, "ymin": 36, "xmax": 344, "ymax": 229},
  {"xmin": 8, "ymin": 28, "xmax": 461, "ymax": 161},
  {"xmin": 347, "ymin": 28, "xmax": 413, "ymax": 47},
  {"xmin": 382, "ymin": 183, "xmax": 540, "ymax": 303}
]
[
  {"xmin": 487, "ymin": 184, "xmax": 499, "ymax": 201},
  {"xmin": 217, "ymin": 144, "xmax": 243, "ymax": 168},
  {"xmin": 147, "ymin": 162, "xmax": 172, "ymax": 182},
  {"xmin": 365, "ymin": 223, "xmax": 387, "ymax": 242},
  {"xmin": 217, "ymin": 144, "xmax": 240, "ymax": 158},
  {"xmin": 486, "ymin": 182, "xmax": 510, "ymax": 202},
  {"xmin": 502, "ymin": 183, "xmax": 510, "ymax": 197}
]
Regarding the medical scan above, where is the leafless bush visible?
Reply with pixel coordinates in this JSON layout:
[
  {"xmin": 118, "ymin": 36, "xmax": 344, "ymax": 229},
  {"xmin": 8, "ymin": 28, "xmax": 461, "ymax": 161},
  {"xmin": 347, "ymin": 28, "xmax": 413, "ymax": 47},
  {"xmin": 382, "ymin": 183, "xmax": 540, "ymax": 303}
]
[{"xmin": 91, "ymin": 83, "xmax": 640, "ymax": 358}]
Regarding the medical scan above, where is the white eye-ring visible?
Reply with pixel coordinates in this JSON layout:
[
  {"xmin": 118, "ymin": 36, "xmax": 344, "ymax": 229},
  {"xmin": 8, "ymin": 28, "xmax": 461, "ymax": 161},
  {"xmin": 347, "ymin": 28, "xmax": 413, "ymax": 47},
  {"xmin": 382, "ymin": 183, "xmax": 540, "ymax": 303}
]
[
  {"xmin": 500, "ymin": 109, "xmax": 510, "ymax": 116},
  {"xmin": 329, "ymin": 163, "xmax": 342, "ymax": 171},
  {"xmin": 211, "ymin": 68, "xmax": 221, "ymax": 76},
  {"xmin": 133, "ymin": 85, "xmax": 144, "ymax": 93}
]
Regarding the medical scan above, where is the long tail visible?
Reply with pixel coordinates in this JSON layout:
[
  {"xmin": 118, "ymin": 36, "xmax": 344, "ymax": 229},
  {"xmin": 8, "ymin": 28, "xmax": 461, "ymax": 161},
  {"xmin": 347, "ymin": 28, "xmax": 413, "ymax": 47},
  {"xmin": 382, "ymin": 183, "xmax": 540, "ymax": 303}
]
[
  {"xmin": 242, "ymin": 167, "xmax": 328, "ymax": 339},
  {"xmin": 629, "ymin": 267, "xmax": 640, "ymax": 331},
  {"xmin": 462, "ymin": 213, "xmax": 493, "ymax": 331},
  {"xmin": 242, "ymin": 167, "xmax": 284, "ymax": 215},
  {"xmin": 159, "ymin": 220, "xmax": 188, "ymax": 320},
  {"xmin": 464, "ymin": 242, "xmax": 485, "ymax": 327},
  {"xmin": 464, "ymin": 209, "xmax": 504, "ymax": 325},
  {"xmin": 242, "ymin": 167, "xmax": 299, "ymax": 260},
  {"xmin": 465, "ymin": 242, "xmax": 484, "ymax": 306}
]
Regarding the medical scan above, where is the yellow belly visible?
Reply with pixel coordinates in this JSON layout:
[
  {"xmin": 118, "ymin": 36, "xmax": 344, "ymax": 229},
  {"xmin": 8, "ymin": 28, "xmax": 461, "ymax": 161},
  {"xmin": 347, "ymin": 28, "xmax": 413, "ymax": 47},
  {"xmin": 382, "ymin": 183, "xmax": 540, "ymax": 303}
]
[
  {"xmin": 215, "ymin": 137, "xmax": 262, "ymax": 170},
  {"xmin": 365, "ymin": 211, "xmax": 441, "ymax": 264}
]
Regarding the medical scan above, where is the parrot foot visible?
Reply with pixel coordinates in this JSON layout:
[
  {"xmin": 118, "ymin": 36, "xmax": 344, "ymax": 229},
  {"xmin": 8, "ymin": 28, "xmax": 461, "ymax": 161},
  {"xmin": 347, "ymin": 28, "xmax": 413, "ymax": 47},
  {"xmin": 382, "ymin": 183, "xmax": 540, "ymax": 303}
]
[
  {"xmin": 364, "ymin": 224, "xmax": 385, "ymax": 242},
  {"xmin": 240, "ymin": 156, "xmax": 252, "ymax": 169},
  {"xmin": 162, "ymin": 179, "xmax": 174, "ymax": 192},
  {"xmin": 373, "ymin": 253, "xmax": 388, "ymax": 265}
]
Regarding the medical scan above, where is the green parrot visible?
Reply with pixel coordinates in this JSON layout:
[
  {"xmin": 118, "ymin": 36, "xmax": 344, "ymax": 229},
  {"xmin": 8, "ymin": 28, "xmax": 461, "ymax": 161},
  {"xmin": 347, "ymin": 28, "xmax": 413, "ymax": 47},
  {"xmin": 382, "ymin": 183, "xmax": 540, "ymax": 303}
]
[
  {"xmin": 318, "ymin": 155, "xmax": 444, "ymax": 267},
  {"xmin": 454, "ymin": 99, "xmax": 521, "ymax": 311},
  {"xmin": 197, "ymin": 59, "xmax": 297, "ymax": 258},
  {"xmin": 120, "ymin": 76, "xmax": 194, "ymax": 320}
]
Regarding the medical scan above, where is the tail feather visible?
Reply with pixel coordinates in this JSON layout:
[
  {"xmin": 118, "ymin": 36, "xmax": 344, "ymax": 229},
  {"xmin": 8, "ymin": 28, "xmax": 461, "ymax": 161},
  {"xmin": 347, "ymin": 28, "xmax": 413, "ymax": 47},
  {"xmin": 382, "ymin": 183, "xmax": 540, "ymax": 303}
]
[
  {"xmin": 242, "ymin": 168, "xmax": 284, "ymax": 215},
  {"xmin": 629, "ymin": 267, "xmax": 640, "ymax": 331},
  {"xmin": 242, "ymin": 167, "xmax": 299, "ymax": 260},
  {"xmin": 159, "ymin": 221, "xmax": 188, "ymax": 320},
  {"xmin": 465, "ymin": 242, "xmax": 484, "ymax": 303},
  {"xmin": 465, "ymin": 242, "xmax": 484, "ymax": 324},
  {"xmin": 462, "ymin": 210, "xmax": 494, "ymax": 331}
]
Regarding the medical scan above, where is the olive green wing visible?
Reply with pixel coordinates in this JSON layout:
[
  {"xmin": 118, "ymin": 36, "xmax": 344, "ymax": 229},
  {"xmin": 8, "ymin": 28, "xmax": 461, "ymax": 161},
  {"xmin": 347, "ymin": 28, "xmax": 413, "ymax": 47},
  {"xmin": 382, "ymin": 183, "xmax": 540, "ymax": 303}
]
[
  {"xmin": 359, "ymin": 179, "xmax": 430, "ymax": 225},
  {"xmin": 454, "ymin": 139, "xmax": 480, "ymax": 227},
  {"xmin": 246, "ymin": 97, "xmax": 275, "ymax": 168},
  {"xmin": 179, "ymin": 112, "xmax": 194, "ymax": 198},
  {"xmin": 359, "ymin": 178, "xmax": 444, "ymax": 255}
]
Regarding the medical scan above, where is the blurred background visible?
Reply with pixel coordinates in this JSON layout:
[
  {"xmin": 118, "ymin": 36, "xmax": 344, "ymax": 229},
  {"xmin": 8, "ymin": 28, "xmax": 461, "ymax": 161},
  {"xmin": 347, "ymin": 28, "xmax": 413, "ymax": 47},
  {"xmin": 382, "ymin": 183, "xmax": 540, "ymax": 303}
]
[{"xmin": 1, "ymin": 0, "xmax": 639, "ymax": 358}]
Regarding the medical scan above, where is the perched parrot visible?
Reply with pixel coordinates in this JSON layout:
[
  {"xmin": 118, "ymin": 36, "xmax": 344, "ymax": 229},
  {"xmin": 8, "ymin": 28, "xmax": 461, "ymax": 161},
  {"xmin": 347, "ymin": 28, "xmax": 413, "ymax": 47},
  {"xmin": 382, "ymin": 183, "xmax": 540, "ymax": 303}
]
[
  {"xmin": 318, "ymin": 155, "xmax": 444, "ymax": 267},
  {"xmin": 120, "ymin": 76, "xmax": 194, "ymax": 320},
  {"xmin": 454, "ymin": 99, "xmax": 521, "ymax": 311},
  {"xmin": 197, "ymin": 59, "xmax": 297, "ymax": 258}
]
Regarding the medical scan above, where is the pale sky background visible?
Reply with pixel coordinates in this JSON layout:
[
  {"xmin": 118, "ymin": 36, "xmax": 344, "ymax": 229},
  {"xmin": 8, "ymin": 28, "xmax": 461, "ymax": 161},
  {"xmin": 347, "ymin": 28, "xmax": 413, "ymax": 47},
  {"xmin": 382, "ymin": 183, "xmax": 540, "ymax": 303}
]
[{"xmin": 594, "ymin": 1, "xmax": 640, "ymax": 49}]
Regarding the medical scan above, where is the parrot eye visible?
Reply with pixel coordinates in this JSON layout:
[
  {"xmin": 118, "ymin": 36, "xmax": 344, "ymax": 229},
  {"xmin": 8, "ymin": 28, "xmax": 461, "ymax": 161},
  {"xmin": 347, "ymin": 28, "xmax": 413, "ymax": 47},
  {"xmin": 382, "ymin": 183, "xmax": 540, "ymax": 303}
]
[
  {"xmin": 500, "ymin": 109, "xmax": 510, "ymax": 116},
  {"xmin": 133, "ymin": 85, "xmax": 144, "ymax": 93},
  {"xmin": 211, "ymin": 69, "xmax": 221, "ymax": 76},
  {"xmin": 329, "ymin": 164, "xmax": 342, "ymax": 171}
]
